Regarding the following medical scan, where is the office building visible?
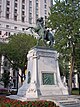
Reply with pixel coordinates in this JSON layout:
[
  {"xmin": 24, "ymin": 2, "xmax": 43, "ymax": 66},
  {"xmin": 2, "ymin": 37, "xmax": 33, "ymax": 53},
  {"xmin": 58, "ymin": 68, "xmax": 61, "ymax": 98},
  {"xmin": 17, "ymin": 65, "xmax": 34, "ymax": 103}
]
[{"xmin": 0, "ymin": 0, "xmax": 53, "ymax": 41}]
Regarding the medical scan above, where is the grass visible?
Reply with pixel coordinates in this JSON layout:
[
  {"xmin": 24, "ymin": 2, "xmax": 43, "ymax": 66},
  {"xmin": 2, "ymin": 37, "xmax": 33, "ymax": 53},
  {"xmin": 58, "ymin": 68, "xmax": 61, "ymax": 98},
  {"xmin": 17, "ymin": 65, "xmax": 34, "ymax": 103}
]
[{"xmin": 72, "ymin": 89, "xmax": 80, "ymax": 95}]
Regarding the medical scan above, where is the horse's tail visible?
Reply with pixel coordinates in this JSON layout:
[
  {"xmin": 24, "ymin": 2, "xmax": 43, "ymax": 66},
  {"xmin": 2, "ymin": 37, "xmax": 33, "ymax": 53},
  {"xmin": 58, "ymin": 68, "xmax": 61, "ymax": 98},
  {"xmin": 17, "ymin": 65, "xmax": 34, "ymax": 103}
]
[
  {"xmin": 48, "ymin": 31, "xmax": 54, "ymax": 42},
  {"xmin": 52, "ymin": 35, "xmax": 54, "ymax": 42}
]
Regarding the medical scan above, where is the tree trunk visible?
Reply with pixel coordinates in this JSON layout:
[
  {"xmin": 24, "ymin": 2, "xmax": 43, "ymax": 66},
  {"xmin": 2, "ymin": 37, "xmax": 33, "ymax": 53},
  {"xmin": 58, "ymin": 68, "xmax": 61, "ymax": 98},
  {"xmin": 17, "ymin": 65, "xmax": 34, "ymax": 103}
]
[
  {"xmin": 69, "ymin": 42, "xmax": 75, "ymax": 94},
  {"xmin": 69, "ymin": 56, "xmax": 74, "ymax": 94}
]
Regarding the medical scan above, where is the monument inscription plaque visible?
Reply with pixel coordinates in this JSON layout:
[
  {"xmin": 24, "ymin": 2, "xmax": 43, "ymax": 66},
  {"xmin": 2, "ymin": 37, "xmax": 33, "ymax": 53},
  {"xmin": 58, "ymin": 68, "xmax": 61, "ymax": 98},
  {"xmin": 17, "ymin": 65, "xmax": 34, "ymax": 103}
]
[{"xmin": 42, "ymin": 73, "xmax": 54, "ymax": 85}]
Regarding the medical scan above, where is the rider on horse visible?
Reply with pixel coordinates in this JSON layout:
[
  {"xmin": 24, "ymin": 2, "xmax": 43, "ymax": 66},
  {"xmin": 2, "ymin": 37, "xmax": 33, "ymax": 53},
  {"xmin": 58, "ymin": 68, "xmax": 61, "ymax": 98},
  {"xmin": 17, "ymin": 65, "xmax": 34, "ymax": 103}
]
[{"xmin": 26, "ymin": 17, "xmax": 54, "ymax": 47}]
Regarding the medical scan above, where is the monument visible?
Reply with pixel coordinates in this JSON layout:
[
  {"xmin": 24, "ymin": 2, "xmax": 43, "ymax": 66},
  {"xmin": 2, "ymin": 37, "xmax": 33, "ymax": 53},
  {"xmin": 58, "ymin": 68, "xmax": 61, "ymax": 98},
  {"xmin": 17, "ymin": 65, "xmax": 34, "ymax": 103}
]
[
  {"xmin": 8, "ymin": 17, "xmax": 68, "ymax": 100},
  {"xmin": 17, "ymin": 46, "xmax": 68, "ymax": 99}
]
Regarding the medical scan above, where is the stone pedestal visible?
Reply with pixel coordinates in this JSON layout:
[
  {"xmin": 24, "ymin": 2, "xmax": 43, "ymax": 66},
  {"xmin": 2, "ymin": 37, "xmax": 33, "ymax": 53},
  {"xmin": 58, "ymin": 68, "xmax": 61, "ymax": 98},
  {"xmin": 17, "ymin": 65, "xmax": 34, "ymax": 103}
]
[
  {"xmin": 17, "ymin": 46, "xmax": 68, "ymax": 99},
  {"xmin": 8, "ymin": 46, "xmax": 68, "ymax": 100}
]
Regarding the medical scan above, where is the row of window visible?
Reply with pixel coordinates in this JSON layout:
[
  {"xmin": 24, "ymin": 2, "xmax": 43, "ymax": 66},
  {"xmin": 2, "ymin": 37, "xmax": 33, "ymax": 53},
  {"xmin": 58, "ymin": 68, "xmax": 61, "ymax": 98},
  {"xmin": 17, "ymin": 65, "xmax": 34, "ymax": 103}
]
[
  {"xmin": 29, "ymin": 0, "xmax": 32, "ymax": 24},
  {"xmin": 0, "ymin": 31, "xmax": 10, "ymax": 36},
  {"xmin": 0, "ymin": 0, "xmax": 48, "ymax": 23},
  {"xmin": 0, "ymin": 25, "xmax": 28, "ymax": 36},
  {"xmin": 0, "ymin": 0, "xmax": 25, "ymax": 4},
  {"xmin": 5, "ymin": 0, "xmax": 25, "ymax": 22},
  {"xmin": 5, "ymin": 15, "xmax": 25, "ymax": 22}
]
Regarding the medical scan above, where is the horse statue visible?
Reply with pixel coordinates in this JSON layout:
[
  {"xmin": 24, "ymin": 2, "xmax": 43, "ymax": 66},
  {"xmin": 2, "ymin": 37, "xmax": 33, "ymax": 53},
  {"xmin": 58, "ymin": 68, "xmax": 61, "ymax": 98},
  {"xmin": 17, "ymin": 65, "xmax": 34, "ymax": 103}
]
[{"xmin": 26, "ymin": 17, "xmax": 54, "ymax": 47}]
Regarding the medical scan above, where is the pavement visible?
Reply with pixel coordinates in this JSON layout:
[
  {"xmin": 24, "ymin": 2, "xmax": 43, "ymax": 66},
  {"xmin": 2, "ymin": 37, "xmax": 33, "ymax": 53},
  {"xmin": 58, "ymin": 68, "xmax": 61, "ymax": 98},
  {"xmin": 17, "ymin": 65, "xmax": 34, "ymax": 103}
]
[
  {"xmin": 40, "ymin": 95, "xmax": 80, "ymax": 107},
  {"xmin": 6, "ymin": 94, "xmax": 80, "ymax": 107}
]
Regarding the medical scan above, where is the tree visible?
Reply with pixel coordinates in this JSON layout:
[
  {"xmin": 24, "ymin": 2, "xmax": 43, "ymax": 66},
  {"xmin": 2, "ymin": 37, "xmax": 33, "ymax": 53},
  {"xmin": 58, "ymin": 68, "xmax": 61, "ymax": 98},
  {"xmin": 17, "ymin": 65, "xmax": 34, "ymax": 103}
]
[
  {"xmin": 0, "ymin": 33, "xmax": 37, "ymax": 83},
  {"xmin": 47, "ymin": 0, "xmax": 80, "ymax": 94}
]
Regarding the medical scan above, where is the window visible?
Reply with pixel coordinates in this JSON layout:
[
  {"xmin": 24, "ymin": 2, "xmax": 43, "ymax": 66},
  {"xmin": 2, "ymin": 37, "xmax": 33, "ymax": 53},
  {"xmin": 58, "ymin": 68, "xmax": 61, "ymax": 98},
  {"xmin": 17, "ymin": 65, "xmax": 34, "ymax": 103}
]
[
  {"xmin": 6, "ymin": 25, "xmax": 9, "ymax": 28},
  {"xmin": 29, "ymin": 7, "xmax": 32, "ymax": 13},
  {"xmin": 22, "ymin": 0, "xmax": 25, "ymax": 3},
  {"xmin": 45, "ymin": 10, "xmax": 47, "ymax": 14},
  {"xmin": 44, "ymin": 0, "xmax": 46, "ymax": 3},
  {"xmin": 15, "ymin": 0, "xmax": 18, "ymax": 2},
  {"xmin": 6, "ymin": 13, "xmax": 9, "ymax": 19},
  {"xmin": 0, "ymin": 11, "xmax": 1, "ymax": 18},
  {"xmin": 36, "ymin": 8, "xmax": 38, "ymax": 14},
  {"xmin": 0, "ymin": 0, "xmax": 2, "ymax": 4},
  {"xmin": 22, "ymin": 11, "xmax": 25, "ymax": 15},
  {"xmin": 6, "ymin": 32, "xmax": 8, "ymax": 36},
  {"xmin": 45, "ymin": 16, "xmax": 47, "ymax": 19},
  {"xmin": 22, "ymin": 28, "xmax": 25, "ymax": 31},
  {"xmin": 36, "ymin": 14, "xmax": 38, "ymax": 19},
  {"xmin": 36, "ymin": 3, "xmax": 38, "ymax": 7},
  {"xmin": 0, "ymin": 5, "xmax": 1, "ymax": 11},
  {"xmin": 45, "ymin": 5, "xmax": 47, "ymax": 9},
  {"xmin": 9, "ymin": 32, "xmax": 10, "ymax": 36},
  {"xmin": 14, "ymin": 26, "xmax": 17, "ymax": 29},
  {"xmin": 29, "ymin": 12, "xmax": 32, "ymax": 17},
  {"xmin": 14, "ymin": 9, "xmax": 17, "ymax": 14},
  {"xmin": 29, "ymin": 1, "xmax": 32, "ymax": 7},
  {"xmin": 22, "ymin": 4, "xmax": 25, "ymax": 9},
  {"xmin": 29, "ymin": 18, "xmax": 32, "ymax": 24},
  {"xmin": 7, "ymin": 0, "xmax": 10, "ymax": 5},
  {"xmin": 22, "ymin": 16, "xmax": 25, "ymax": 22},
  {"xmin": 14, "ymin": 15, "xmax": 17, "ymax": 21},
  {"xmin": 6, "ymin": 7, "xmax": 9, "ymax": 12},
  {"xmin": 0, "ymin": 31, "xmax": 1, "ymax": 35},
  {"xmin": 15, "ymin": 3, "xmax": 17, "ymax": 7}
]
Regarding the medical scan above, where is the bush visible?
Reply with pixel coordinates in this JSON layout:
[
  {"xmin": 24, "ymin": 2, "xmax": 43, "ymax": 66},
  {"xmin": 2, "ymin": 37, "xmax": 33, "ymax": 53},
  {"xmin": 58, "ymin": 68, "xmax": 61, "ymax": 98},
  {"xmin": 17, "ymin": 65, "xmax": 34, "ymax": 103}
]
[
  {"xmin": 9, "ymin": 88, "xmax": 17, "ymax": 95},
  {"xmin": 10, "ymin": 90, "xmax": 17, "ymax": 95},
  {"xmin": 72, "ymin": 88, "xmax": 79, "ymax": 95},
  {"xmin": 0, "ymin": 96, "xmax": 59, "ymax": 107},
  {"xmin": 0, "ymin": 88, "xmax": 9, "ymax": 95}
]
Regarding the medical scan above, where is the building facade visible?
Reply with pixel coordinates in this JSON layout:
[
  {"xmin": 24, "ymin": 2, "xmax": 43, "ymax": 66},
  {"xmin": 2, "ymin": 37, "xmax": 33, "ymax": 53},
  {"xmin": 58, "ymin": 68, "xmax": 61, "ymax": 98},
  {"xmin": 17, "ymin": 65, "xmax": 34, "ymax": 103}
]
[{"xmin": 0, "ymin": 0, "xmax": 53, "ymax": 41}]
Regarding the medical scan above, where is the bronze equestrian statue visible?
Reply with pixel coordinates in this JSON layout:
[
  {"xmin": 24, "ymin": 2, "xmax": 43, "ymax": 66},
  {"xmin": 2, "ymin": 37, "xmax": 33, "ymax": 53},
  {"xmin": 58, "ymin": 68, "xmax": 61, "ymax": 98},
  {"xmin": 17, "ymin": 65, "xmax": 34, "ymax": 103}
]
[{"xmin": 26, "ymin": 17, "xmax": 54, "ymax": 47}]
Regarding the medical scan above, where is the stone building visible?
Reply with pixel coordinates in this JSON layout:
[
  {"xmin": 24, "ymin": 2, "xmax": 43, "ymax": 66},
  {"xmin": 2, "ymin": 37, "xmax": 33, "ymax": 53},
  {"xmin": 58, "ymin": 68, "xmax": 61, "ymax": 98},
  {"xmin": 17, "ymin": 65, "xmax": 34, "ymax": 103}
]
[{"xmin": 0, "ymin": 0, "xmax": 53, "ymax": 40}]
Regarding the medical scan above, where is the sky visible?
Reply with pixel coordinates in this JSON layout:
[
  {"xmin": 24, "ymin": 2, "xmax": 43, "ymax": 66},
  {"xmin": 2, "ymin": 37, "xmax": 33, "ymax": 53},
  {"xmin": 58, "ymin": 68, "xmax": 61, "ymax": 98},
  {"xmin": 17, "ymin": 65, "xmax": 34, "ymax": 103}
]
[{"xmin": 53, "ymin": 0, "xmax": 55, "ymax": 4}]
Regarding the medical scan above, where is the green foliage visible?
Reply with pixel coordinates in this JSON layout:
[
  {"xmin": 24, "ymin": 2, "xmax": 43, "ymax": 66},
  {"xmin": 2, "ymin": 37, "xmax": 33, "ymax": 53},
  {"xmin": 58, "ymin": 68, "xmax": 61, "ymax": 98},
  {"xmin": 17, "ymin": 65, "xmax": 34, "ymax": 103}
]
[
  {"xmin": 0, "ymin": 33, "xmax": 37, "ymax": 70},
  {"xmin": 47, "ymin": 0, "xmax": 80, "ymax": 76},
  {"xmin": 0, "ymin": 88, "xmax": 9, "ymax": 95},
  {"xmin": 72, "ymin": 89, "xmax": 79, "ymax": 95},
  {"xmin": 58, "ymin": 54, "xmax": 69, "ymax": 78},
  {"xmin": 0, "ymin": 72, "xmax": 10, "ymax": 88}
]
